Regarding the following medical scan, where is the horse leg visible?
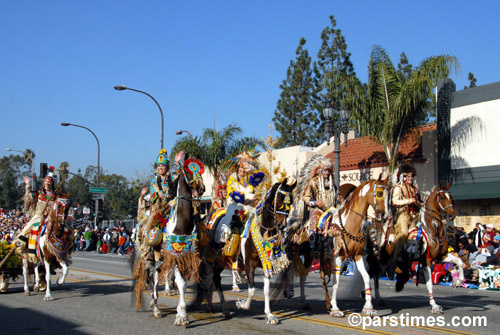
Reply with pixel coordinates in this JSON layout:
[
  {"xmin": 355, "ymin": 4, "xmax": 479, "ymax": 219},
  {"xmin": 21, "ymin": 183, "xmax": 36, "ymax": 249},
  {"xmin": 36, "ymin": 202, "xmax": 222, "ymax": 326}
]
[
  {"xmin": 174, "ymin": 267, "xmax": 189, "ymax": 326},
  {"xmin": 299, "ymin": 273, "xmax": 310, "ymax": 310},
  {"xmin": 328, "ymin": 256, "xmax": 344, "ymax": 317},
  {"xmin": 165, "ymin": 270, "xmax": 176, "ymax": 296},
  {"xmin": 22, "ymin": 258, "xmax": 31, "ymax": 296},
  {"xmin": 320, "ymin": 266, "xmax": 331, "ymax": 311},
  {"xmin": 284, "ymin": 266, "xmax": 295, "ymax": 299},
  {"xmin": 43, "ymin": 260, "xmax": 53, "ymax": 301},
  {"xmin": 0, "ymin": 274, "xmax": 8, "ymax": 293},
  {"xmin": 235, "ymin": 260, "xmax": 255, "ymax": 311},
  {"xmin": 354, "ymin": 257, "xmax": 376, "ymax": 316},
  {"xmin": 422, "ymin": 265, "xmax": 443, "ymax": 314},
  {"xmin": 151, "ymin": 268, "xmax": 162, "ymax": 318},
  {"xmin": 231, "ymin": 269, "xmax": 241, "ymax": 292},
  {"xmin": 213, "ymin": 265, "xmax": 231, "ymax": 318},
  {"xmin": 57, "ymin": 261, "xmax": 69, "ymax": 286},
  {"xmin": 33, "ymin": 264, "xmax": 41, "ymax": 292},
  {"xmin": 263, "ymin": 274, "xmax": 279, "ymax": 325}
]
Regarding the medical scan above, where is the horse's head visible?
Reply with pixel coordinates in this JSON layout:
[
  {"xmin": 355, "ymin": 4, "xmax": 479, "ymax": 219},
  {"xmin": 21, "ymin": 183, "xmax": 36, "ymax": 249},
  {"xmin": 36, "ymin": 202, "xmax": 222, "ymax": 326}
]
[
  {"xmin": 264, "ymin": 177, "xmax": 297, "ymax": 231},
  {"xmin": 369, "ymin": 175, "xmax": 391, "ymax": 222},
  {"xmin": 181, "ymin": 157, "xmax": 206, "ymax": 197},
  {"xmin": 49, "ymin": 193, "xmax": 71, "ymax": 232},
  {"xmin": 434, "ymin": 182, "xmax": 455, "ymax": 222}
]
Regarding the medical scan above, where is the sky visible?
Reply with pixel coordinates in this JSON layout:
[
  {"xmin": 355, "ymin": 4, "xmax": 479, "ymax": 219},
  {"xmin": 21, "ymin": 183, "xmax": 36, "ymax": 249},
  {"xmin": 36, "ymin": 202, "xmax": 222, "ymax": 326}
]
[{"xmin": 1, "ymin": 1, "xmax": 499, "ymax": 181}]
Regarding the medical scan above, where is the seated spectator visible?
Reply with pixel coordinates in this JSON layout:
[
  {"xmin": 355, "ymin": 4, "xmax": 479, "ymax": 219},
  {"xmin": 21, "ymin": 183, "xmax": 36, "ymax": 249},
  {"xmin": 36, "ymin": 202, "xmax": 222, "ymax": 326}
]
[{"xmin": 482, "ymin": 224, "xmax": 499, "ymax": 251}]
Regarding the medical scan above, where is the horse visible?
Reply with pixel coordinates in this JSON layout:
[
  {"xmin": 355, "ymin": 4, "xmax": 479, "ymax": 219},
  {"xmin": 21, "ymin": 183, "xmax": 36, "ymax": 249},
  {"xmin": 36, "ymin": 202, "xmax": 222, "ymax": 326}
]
[
  {"xmin": 281, "ymin": 176, "xmax": 391, "ymax": 317},
  {"xmin": 194, "ymin": 177, "xmax": 296, "ymax": 324},
  {"xmin": 393, "ymin": 182, "xmax": 457, "ymax": 313},
  {"xmin": 22, "ymin": 193, "xmax": 73, "ymax": 300},
  {"xmin": 131, "ymin": 157, "xmax": 205, "ymax": 325}
]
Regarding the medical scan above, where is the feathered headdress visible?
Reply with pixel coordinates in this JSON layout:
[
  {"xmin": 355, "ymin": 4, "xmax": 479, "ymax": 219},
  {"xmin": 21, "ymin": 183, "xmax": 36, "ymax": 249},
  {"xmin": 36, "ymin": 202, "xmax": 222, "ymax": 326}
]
[
  {"xmin": 156, "ymin": 149, "xmax": 169, "ymax": 167},
  {"xmin": 392, "ymin": 160, "xmax": 417, "ymax": 185},
  {"xmin": 229, "ymin": 148, "xmax": 260, "ymax": 171},
  {"xmin": 289, "ymin": 154, "xmax": 336, "ymax": 227}
]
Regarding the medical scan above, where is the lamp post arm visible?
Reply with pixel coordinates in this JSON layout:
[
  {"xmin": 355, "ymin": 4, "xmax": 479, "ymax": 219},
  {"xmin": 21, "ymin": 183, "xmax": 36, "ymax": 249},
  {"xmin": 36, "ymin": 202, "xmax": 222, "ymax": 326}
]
[
  {"xmin": 67, "ymin": 124, "xmax": 100, "ymax": 187},
  {"xmin": 124, "ymin": 87, "xmax": 164, "ymax": 149}
]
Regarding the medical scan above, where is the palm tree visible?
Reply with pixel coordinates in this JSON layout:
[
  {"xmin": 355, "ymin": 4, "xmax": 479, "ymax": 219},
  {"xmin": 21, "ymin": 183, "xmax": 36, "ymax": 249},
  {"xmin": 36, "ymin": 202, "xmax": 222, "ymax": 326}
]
[
  {"xmin": 350, "ymin": 46, "xmax": 459, "ymax": 174},
  {"xmin": 171, "ymin": 123, "xmax": 264, "ymax": 196}
]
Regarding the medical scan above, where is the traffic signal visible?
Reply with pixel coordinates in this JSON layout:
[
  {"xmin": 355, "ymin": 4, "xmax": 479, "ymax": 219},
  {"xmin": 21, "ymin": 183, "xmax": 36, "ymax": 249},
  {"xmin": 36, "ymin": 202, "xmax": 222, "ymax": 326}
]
[
  {"xmin": 89, "ymin": 200, "xmax": 95, "ymax": 214},
  {"xmin": 40, "ymin": 163, "xmax": 48, "ymax": 178},
  {"xmin": 98, "ymin": 199, "xmax": 104, "ymax": 209}
]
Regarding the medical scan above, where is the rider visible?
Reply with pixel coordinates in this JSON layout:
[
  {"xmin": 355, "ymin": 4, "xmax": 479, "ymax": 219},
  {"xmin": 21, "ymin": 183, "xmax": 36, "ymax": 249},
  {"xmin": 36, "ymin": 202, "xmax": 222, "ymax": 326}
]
[
  {"xmin": 391, "ymin": 161, "xmax": 422, "ymax": 263},
  {"xmin": 210, "ymin": 183, "xmax": 227, "ymax": 212},
  {"xmin": 139, "ymin": 149, "xmax": 183, "ymax": 254},
  {"xmin": 15, "ymin": 167, "xmax": 57, "ymax": 249},
  {"xmin": 303, "ymin": 158, "xmax": 336, "ymax": 254}
]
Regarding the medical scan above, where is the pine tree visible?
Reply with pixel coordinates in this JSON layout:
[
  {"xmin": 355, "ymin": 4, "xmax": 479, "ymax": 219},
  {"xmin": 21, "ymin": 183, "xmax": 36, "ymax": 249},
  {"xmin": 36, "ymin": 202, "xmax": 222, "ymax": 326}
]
[
  {"xmin": 315, "ymin": 15, "xmax": 356, "ymax": 123},
  {"xmin": 464, "ymin": 72, "xmax": 477, "ymax": 89},
  {"xmin": 273, "ymin": 37, "xmax": 320, "ymax": 148}
]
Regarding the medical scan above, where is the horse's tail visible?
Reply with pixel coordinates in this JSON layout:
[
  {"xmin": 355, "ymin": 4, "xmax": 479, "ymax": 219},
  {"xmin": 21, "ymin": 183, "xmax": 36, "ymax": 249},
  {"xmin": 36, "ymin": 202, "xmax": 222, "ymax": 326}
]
[
  {"xmin": 191, "ymin": 257, "xmax": 213, "ymax": 308},
  {"xmin": 129, "ymin": 248, "xmax": 146, "ymax": 309},
  {"xmin": 271, "ymin": 266, "xmax": 292, "ymax": 301},
  {"xmin": 395, "ymin": 261, "xmax": 410, "ymax": 292}
]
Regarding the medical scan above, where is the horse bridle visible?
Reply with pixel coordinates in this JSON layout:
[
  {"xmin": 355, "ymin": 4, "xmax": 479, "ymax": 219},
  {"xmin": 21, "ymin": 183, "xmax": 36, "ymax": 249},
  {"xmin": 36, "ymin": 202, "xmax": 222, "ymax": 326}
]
[{"xmin": 262, "ymin": 184, "xmax": 292, "ymax": 233}]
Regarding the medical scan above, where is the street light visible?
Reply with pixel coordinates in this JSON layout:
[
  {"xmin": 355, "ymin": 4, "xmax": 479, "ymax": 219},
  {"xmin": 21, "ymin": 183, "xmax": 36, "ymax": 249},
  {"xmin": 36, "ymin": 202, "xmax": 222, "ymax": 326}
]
[
  {"xmin": 61, "ymin": 123, "xmax": 101, "ymax": 228},
  {"xmin": 323, "ymin": 101, "xmax": 351, "ymax": 194},
  {"xmin": 6, "ymin": 148, "xmax": 36, "ymax": 191},
  {"xmin": 176, "ymin": 129, "xmax": 194, "ymax": 155},
  {"xmin": 114, "ymin": 85, "xmax": 164, "ymax": 149}
]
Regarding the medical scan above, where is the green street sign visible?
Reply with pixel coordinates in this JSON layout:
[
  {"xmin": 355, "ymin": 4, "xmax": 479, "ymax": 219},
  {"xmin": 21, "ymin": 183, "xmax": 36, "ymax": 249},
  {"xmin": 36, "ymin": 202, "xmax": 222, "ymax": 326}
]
[{"xmin": 90, "ymin": 187, "xmax": 107, "ymax": 194}]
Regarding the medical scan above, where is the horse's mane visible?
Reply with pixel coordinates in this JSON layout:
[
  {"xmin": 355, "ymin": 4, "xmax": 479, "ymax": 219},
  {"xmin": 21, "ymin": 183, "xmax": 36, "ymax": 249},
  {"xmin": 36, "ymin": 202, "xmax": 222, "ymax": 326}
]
[{"xmin": 291, "ymin": 154, "xmax": 333, "ymax": 222}]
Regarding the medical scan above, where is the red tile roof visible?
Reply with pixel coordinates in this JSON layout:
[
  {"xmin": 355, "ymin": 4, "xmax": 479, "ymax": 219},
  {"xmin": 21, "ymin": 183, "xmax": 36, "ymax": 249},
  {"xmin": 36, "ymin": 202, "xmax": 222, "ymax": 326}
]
[{"xmin": 325, "ymin": 124, "xmax": 436, "ymax": 171}]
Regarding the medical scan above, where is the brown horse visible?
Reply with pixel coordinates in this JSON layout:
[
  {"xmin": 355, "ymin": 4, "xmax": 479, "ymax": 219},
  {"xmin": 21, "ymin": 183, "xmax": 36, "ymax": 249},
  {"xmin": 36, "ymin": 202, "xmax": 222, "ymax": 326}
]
[
  {"xmin": 194, "ymin": 178, "xmax": 296, "ymax": 324},
  {"xmin": 393, "ymin": 182, "xmax": 456, "ymax": 313},
  {"xmin": 22, "ymin": 193, "xmax": 73, "ymax": 300},
  {"xmin": 132, "ymin": 156, "xmax": 205, "ymax": 325}
]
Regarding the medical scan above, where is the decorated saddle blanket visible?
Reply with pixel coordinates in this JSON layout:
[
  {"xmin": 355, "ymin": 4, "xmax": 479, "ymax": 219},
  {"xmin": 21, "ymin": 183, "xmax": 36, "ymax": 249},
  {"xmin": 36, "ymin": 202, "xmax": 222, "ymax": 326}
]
[
  {"xmin": 28, "ymin": 221, "xmax": 46, "ymax": 263},
  {"xmin": 164, "ymin": 226, "xmax": 198, "ymax": 256},
  {"xmin": 250, "ymin": 212, "xmax": 289, "ymax": 276}
]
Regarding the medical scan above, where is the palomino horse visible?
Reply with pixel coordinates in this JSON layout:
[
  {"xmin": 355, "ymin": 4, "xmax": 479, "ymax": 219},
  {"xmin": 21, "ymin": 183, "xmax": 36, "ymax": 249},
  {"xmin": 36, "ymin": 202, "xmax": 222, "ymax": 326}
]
[
  {"xmin": 195, "ymin": 178, "xmax": 296, "ymax": 324},
  {"xmin": 132, "ymin": 157, "xmax": 205, "ymax": 326},
  {"xmin": 393, "ymin": 182, "xmax": 457, "ymax": 313},
  {"xmin": 22, "ymin": 194, "xmax": 73, "ymax": 300},
  {"xmin": 280, "ymin": 177, "xmax": 390, "ymax": 316}
]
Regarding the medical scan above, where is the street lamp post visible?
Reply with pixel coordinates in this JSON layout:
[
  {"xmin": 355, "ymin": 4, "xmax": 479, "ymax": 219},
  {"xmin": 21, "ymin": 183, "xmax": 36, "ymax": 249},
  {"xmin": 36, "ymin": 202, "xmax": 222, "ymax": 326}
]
[
  {"xmin": 61, "ymin": 123, "xmax": 101, "ymax": 227},
  {"xmin": 114, "ymin": 85, "xmax": 164, "ymax": 149},
  {"xmin": 6, "ymin": 148, "xmax": 36, "ymax": 192},
  {"xmin": 323, "ymin": 101, "xmax": 351, "ymax": 195},
  {"xmin": 176, "ymin": 129, "xmax": 194, "ymax": 155}
]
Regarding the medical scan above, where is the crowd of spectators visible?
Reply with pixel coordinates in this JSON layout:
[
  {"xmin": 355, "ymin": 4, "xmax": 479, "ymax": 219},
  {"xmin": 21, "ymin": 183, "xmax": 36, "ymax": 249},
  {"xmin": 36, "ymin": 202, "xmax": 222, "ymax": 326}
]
[
  {"xmin": 1, "ymin": 208, "xmax": 136, "ymax": 256},
  {"xmin": 0, "ymin": 209, "xmax": 27, "ymax": 243},
  {"xmin": 72, "ymin": 223, "xmax": 136, "ymax": 255}
]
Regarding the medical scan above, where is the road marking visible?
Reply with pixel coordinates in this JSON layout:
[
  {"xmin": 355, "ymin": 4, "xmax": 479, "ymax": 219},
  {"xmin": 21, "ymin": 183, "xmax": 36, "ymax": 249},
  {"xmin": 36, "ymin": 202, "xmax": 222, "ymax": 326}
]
[{"xmin": 67, "ymin": 269, "xmax": 479, "ymax": 335}]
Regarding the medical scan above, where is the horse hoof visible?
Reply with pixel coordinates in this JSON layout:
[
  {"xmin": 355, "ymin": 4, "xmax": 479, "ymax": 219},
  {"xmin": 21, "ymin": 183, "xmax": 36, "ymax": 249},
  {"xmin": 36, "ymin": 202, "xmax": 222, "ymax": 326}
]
[
  {"xmin": 284, "ymin": 290, "xmax": 294, "ymax": 299},
  {"xmin": 235, "ymin": 299, "xmax": 247, "ymax": 310},
  {"xmin": 232, "ymin": 286, "xmax": 241, "ymax": 292},
  {"xmin": 33, "ymin": 285, "xmax": 39, "ymax": 293},
  {"xmin": 302, "ymin": 302, "xmax": 311, "ymax": 310},
  {"xmin": 44, "ymin": 296, "xmax": 54, "ymax": 301},
  {"xmin": 362, "ymin": 307, "xmax": 377, "ymax": 316},
  {"xmin": 266, "ymin": 315, "xmax": 280, "ymax": 325},
  {"xmin": 154, "ymin": 312, "xmax": 162, "ymax": 319},
  {"xmin": 431, "ymin": 305, "xmax": 443, "ymax": 314},
  {"xmin": 222, "ymin": 312, "xmax": 231, "ymax": 319},
  {"xmin": 175, "ymin": 316, "xmax": 190, "ymax": 326},
  {"xmin": 24, "ymin": 291, "xmax": 31, "ymax": 296},
  {"xmin": 329, "ymin": 309, "xmax": 344, "ymax": 318}
]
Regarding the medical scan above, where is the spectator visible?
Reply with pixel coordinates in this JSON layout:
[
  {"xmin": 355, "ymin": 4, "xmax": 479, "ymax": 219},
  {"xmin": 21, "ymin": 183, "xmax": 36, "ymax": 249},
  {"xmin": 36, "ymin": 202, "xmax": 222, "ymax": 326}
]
[
  {"xmin": 110, "ymin": 237, "xmax": 118, "ymax": 254},
  {"xmin": 118, "ymin": 233, "xmax": 126, "ymax": 255},
  {"xmin": 482, "ymin": 224, "xmax": 499, "ymax": 251},
  {"xmin": 84, "ymin": 226, "xmax": 91, "ymax": 251}
]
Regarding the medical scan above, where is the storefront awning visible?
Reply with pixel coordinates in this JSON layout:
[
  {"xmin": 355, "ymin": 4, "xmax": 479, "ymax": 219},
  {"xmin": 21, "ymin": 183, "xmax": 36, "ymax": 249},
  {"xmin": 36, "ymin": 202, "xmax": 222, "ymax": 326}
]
[{"xmin": 450, "ymin": 181, "xmax": 500, "ymax": 200}]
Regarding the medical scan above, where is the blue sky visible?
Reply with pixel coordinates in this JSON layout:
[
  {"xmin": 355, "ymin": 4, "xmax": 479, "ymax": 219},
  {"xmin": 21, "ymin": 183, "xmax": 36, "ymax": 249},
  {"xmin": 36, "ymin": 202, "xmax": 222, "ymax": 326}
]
[{"xmin": 1, "ymin": 1, "xmax": 499, "ymax": 180}]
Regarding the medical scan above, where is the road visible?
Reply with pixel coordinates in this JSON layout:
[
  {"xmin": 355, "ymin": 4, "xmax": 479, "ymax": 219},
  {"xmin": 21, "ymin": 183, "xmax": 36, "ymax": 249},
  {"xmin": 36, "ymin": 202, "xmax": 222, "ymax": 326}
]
[{"xmin": 0, "ymin": 251, "xmax": 498, "ymax": 334}]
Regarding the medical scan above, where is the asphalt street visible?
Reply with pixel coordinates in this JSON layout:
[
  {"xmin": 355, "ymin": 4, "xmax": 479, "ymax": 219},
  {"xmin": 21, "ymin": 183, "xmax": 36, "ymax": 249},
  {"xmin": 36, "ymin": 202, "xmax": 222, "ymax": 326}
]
[{"xmin": 0, "ymin": 251, "xmax": 498, "ymax": 335}]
